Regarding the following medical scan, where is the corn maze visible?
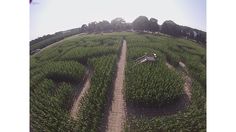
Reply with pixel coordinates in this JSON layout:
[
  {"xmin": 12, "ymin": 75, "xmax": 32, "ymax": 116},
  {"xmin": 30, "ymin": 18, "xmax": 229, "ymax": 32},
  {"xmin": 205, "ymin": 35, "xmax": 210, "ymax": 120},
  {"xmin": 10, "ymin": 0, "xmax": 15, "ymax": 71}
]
[{"xmin": 30, "ymin": 32, "xmax": 206, "ymax": 132}]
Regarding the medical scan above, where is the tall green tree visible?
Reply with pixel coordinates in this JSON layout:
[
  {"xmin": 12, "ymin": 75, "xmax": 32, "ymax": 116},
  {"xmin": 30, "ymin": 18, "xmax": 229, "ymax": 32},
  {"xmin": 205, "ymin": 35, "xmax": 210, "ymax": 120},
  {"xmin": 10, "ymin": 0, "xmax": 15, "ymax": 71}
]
[
  {"xmin": 161, "ymin": 20, "xmax": 181, "ymax": 37},
  {"xmin": 132, "ymin": 16, "xmax": 150, "ymax": 32},
  {"xmin": 87, "ymin": 22, "xmax": 97, "ymax": 33},
  {"xmin": 80, "ymin": 24, "xmax": 88, "ymax": 33},
  {"xmin": 95, "ymin": 20, "xmax": 112, "ymax": 32},
  {"xmin": 149, "ymin": 18, "xmax": 159, "ymax": 33},
  {"xmin": 111, "ymin": 18, "xmax": 126, "ymax": 31}
]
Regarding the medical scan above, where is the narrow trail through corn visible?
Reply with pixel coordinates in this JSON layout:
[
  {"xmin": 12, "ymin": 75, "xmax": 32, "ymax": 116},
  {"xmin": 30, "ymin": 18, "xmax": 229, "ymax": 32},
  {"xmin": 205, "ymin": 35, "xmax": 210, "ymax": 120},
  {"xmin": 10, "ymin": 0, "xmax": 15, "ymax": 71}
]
[
  {"xmin": 106, "ymin": 40, "xmax": 127, "ymax": 132},
  {"xmin": 70, "ymin": 70, "xmax": 92, "ymax": 119}
]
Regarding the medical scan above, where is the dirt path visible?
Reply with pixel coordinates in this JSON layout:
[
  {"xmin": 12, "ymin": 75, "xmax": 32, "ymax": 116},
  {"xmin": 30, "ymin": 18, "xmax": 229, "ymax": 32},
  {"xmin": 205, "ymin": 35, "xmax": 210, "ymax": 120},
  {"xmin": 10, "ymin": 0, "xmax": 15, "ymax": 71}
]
[
  {"xmin": 165, "ymin": 62, "xmax": 174, "ymax": 69},
  {"xmin": 70, "ymin": 70, "xmax": 91, "ymax": 119},
  {"xmin": 106, "ymin": 40, "xmax": 127, "ymax": 132},
  {"xmin": 165, "ymin": 62, "xmax": 192, "ymax": 100},
  {"xmin": 183, "ymin": 74, "xmax": 192, "ymax": 100}
]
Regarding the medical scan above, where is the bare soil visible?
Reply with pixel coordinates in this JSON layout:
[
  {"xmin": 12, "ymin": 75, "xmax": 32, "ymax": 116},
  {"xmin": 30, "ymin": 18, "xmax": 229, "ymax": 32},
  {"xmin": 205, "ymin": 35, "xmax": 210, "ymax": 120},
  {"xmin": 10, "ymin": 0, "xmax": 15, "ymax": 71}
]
[
  {"xmin": 183, "ymin": 75, "xmax": 192, "ymax": 100},
  {"xmin": 105, "ymin": 40, "xmax": 127, "ymax": 132},
  {"xmin": 166, "ymin": 62, "xmax": 192, "ymax": 99},
  {"xmin": 166, "ymin": 62, "xmax": 174, "ymax": 69},
  {"xmin": 70, "ymin": 70, "xmax": 92, "ymax": 119}
]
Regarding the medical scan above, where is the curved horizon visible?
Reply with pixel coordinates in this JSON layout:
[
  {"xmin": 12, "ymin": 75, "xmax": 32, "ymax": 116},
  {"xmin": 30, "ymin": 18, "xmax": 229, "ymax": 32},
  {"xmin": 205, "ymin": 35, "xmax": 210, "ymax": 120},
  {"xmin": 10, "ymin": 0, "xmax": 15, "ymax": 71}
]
[{"xmin": 30, "ymin": 0, "xmax": 206, "ymax": 40}]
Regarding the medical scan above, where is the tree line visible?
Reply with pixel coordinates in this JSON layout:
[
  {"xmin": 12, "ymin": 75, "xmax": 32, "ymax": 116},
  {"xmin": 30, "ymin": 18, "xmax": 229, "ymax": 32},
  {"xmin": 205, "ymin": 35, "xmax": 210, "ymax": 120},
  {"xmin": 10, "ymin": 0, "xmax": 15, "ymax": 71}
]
[{"xmin": 30, "ymin": 16, "xmax": 206, "ymax": 54}]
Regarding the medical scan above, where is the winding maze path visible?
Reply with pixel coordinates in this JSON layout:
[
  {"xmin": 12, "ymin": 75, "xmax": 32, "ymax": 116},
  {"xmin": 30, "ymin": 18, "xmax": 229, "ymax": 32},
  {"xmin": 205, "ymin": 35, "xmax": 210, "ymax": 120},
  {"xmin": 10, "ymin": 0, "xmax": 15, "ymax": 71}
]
[
  {"xmin": 69, "ymin": 38, "xmax": 192, "ymax": 131},
  {"xmin": 70, "ymin": 70, "xmax": 92, "ymax": 119},
  {"xmin": 166, "ymin": 62, "xmax": 192, "ymax": 100}
]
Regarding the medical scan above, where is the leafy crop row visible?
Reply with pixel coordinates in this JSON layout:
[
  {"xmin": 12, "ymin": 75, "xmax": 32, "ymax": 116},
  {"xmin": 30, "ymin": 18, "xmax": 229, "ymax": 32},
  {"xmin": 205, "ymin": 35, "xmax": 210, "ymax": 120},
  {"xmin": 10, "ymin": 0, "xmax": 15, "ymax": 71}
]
[
  {"xmin": 75, "ymin": 55, "xmax": 117, "ymax": 131},
  {"xmin": 125, "ymin": 61, "xmax": 183, "ymax": 106},
  {"xmin": 123, "ymin": 32, "xmax": 206, "ymax": 132},
  {"xmin": 30, "ymin": 60, "xmax": 86, "ymax": 131},
  {"xmin": 41, "ymin": 61, "xmax": 86, "ymax": 83},
  {"xmin": 30, "ymin": 33, "xmax": 121, "ymax": 131},
  {"xmin": 61, "ymin": 46, "xmax": 119, "ymax": 61},
  {"xmin": 125, "ymin": 80, "xmax": 206, "ymax": 132},
  {"xmin": 30, "ymin": 79, "xmax": 76, "ymax": 131}
]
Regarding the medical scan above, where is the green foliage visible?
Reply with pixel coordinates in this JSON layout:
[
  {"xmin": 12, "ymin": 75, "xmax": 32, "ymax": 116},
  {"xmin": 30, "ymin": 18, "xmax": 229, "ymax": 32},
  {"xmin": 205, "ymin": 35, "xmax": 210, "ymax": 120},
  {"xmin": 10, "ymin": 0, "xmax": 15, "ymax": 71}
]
[
  {"xmin": 76, "ymin": 55, "xmax": 117, "ymax": 132},
  {"xmin": 41, "ymin": 61, "xmax": 86, "ymax": 83},
  {"xmin": 30, "ymin": 33, "xmax": 122, "ymax": 132},
  {"xmin": 149, "ymin": 18, "xmax": 159, "ymax": 33},
  {"xmin": 161, "ymin": 20, "xmax": 181, "ymax": 37},
  {"xmin": 132, "ymin": 16, "xmax": 150, "ymax": 32},
  {"xmin": 30, "ymin": 79, "xmax": 75, "ymax": 132},
  {"xmin": 125, "ymin": 61, "xmax": 184, "ymax": 106},
  {"xmin": 30, "ymin": 29, "xmax": 82, "ymax": 53},
  {"xmin": 124, "ymin": 32, "xmax": 206, "ymax": 132},
  {"xmin": 61, "ymin": 46, "xmax": 118, "ymax": 61},
  {"xmin": 125, "ymin": 81, "xmax": 206, "ymax": 132},
  {"xmin": 164, "ymin": 50, "xmax": 181, "ymax": 67},
  {"xmin": 54, "ymin": 82, "xmax": 75, "ymax": 110},
  {"xmin": 30, "ymin": 32, "xmax": 206, "ymax": 131},
  {"xmin": 127, "ymin": 47, "xmax": 158, "ymax": 60}
]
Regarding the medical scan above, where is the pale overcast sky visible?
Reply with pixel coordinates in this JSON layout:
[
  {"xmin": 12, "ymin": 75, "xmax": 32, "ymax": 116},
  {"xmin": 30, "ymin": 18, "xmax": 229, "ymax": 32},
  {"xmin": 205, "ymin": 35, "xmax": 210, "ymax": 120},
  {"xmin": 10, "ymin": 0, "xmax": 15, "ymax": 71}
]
[{"xmin": 30, "ymin": 0, "xmax": 206, "ymax": 40}]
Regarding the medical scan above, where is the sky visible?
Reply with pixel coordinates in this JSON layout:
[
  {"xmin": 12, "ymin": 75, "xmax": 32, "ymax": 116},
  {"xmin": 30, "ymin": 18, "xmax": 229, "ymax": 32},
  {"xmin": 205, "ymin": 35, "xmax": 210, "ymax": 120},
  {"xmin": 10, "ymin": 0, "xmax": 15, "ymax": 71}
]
[{"xmin": 30, "ymin": 0, "xmax": 206, "ymax": 40}]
